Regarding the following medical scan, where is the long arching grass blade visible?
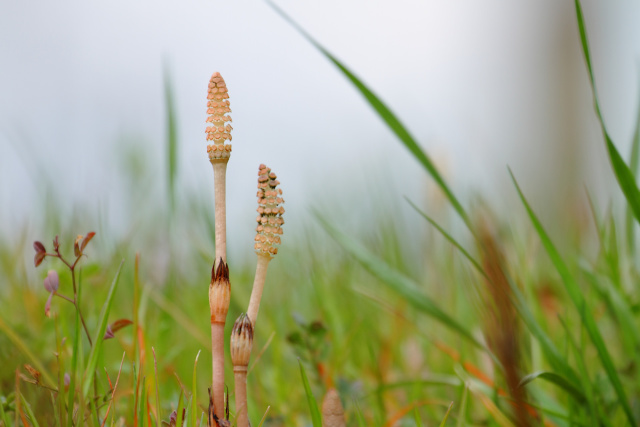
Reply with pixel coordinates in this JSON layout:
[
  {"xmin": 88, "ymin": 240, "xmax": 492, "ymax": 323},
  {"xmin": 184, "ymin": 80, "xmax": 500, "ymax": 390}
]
[
  {"xmin": 267, "ymin": 1, "xmax": 472, "ymax": 232},
  {"xmin": 316, "ymin": 213, "xmax": 485, "ymax": 350},
  {"xmin": 575, "ymin": 0, "xmax": 640, "ymax": 231}
]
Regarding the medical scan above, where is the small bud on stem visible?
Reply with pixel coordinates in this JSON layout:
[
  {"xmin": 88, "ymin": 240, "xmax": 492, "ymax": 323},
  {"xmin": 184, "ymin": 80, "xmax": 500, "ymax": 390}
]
[{"xmin": 230, "ymin": 314, "xmax": 253, "ymax": 427}]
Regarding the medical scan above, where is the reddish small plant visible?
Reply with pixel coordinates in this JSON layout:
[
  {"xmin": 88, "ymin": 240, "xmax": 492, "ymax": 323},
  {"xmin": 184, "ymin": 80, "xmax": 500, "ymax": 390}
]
[{"xmin": 33, "ymin": 232, "xmax": 96, "ymax": 345}]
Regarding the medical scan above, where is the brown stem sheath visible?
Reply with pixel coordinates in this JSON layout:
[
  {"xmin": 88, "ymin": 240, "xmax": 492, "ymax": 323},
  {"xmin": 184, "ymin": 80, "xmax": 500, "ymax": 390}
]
[{"xmin": 247, "ymin": 254, "xmax": 271, "ymax": 326}]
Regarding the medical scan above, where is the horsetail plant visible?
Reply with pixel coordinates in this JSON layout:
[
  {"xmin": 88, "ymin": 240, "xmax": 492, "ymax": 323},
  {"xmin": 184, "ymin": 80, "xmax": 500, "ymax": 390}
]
[
  {"xmin": 206, "ymin": 73, "xmax": 285, "ymax": 426},
  {"xmin": 206, "ymin": 71, "xmax": 233, "ymax": 424},
  {"xmin": 247, "ymin": 164, "xmax": 285, "ymax": 326}
]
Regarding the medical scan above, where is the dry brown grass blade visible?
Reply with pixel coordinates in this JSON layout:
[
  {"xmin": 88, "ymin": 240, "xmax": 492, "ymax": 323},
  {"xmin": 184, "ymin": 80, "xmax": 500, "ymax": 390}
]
[{"xmin": 477, "ymin": 220, "xmax": 530, "ymax": 426}]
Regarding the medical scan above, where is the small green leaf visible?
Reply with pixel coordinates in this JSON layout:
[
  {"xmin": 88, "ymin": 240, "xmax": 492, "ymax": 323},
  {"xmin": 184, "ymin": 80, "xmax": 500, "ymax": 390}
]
[{"xmin": 298, "ymin": 360, "xmax": 322, "ymax": 427}]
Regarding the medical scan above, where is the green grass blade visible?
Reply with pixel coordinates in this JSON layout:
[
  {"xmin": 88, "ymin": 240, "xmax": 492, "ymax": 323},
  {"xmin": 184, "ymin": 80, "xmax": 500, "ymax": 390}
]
[
  {"xmin": 518, "ymin": 372, "xmax": 586, "ymax": 403},
  {"xmin": 267, "ymin": 1, "xmax": 471, "ymax": 231},
  {"xmin": 508, "ymin": 277, "xmax": 582, "ymax": 387},
  {"xmin": 82, "ymin": 260, "xmax": 125, "ymax": 398},
  {"xmin": 298, "ymin": 360, "xmax": 322, "ymax": 427},
  {"xmin": 510, "ymin": 169, "xmax": 636, "ymax": 425},
  {"xmin": 557, "ymin": 315, "xmax": 607, "ymax": 426},
  {"xmin": 0, "ymin": 395, "xmax": 8, "ymax": 427},
  {"xmin": 66, "ymin": 295, "xmax": 82, "ymax": 427},
  {"xmin": 191, "ymin": 350, "xmax": 201, "ymax": 427},
  {"xmin": 406, "ymin": 197, "xmax": 486, "ymax": 278},
  {"xmin": 164, "ymin": 64, "xmax": 178, "ymax": 213},
  {"xmin": 625, "ymin": 81, "xmax": 640, "ymax": 253},
  {"xmin": 176, "ymin": 391, "xmax": 185, "ymax": 427},
  {"xmin": 439, "ymin": 402, "xmax": 454, "ymax": 427},
  {"xmin": 455, "ymin": 386, "xmax": 468, "ymax": 427},
  {"xmin": 317, "ymin": 214, "xmax": 484, "ymax": 350},
  {"xmin": 354, "ymin": 400, "xmax": 367, "ymax": 427},
  {"xmin": 574, "ymin": 0, "xmax": 640, "ymax": 230},
  {"xmin": 19, "ymin": 393, "xmax": 40, "ymax": 427}
]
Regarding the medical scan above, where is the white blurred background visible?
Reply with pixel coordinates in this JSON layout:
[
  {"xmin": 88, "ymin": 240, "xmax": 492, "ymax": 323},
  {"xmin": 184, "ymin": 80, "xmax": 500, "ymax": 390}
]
[{"xmin": 1, "ymin": 0, "xmax": 639, "ymax": 247}]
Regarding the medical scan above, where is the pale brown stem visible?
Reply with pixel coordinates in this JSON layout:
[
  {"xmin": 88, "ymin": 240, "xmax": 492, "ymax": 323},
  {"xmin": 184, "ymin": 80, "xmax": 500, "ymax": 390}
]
[
  {"xmin": 211, "ymin": 161, "xmax": 228, "ymax": 267},
  {"xmin": 211, "ymin": 320, "xmax": 225, "ymax": 420},
  {"xmin": 234, "ymin": 367, "xmax": 249, "ymax": 427},
  {"xmin": 247, "ymin": 254, "xmax": 271, "ymax": 326}
]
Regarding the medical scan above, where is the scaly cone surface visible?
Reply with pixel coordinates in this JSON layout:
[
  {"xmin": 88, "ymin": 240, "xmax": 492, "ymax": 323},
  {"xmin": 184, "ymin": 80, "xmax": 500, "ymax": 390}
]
[{"xmin": 206, "ymin": 72, "xmax": 233, "ymax": 161}]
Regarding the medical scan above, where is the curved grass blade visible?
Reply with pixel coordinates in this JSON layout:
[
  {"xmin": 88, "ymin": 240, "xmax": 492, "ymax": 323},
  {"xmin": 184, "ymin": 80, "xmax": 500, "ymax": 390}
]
[
  {"xmin": 82, "ymin": 260, "xmax": 125, "ymax": 398},
  {"xmin": 518, "ymin": 372, "xmax": 586, "ymax": 403},
  {"xmin": 406, "ymin": 197, "xmax": 486, "ymax": 279},
  {"xmin": 575, "ymin": 0, "xmax": 640, "ymax": 230},
  {"xmin": 19, "ymin": 393, "xmax": 40, "ymax": 427},
  {"xmin": 191, "ymin": 350, "xmax": 201, "ymax": 427},
  {"xmin": 316, "ymin": 213, "xmax": 484, "ymax": 350},
  {"xmin": 624, "ymin": 80, "xmax": 640, "ymax": 253},
  {"xmin": 439, "ymin": 402, "xmax": 454, "ymax": 427},
  {"xmin": 510, "ymin": 169, "xmax": 636, "ymax": 425},
  {"xmin": 267, "ymin": 1, "xmax": 471, "ymax": 231},
  {"xmin": 298, "ymin": 360, "xmax": 322, "ymax": 427},
  {"xmin": 455, "ymin": 386, "xmax": 468, "ymax": 427}
]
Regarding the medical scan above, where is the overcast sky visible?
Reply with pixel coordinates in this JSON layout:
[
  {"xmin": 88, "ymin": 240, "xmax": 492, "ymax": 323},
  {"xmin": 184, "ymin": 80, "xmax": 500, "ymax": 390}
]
[{"xmin": 1, "ymin": 1, "xmax": 639, "ymax": 243}]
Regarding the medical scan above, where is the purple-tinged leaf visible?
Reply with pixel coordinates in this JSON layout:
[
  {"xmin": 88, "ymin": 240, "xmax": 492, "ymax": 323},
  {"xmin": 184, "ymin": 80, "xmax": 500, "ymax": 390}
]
[
  {"xmin": 81, "ymin": 231, "xmax": 96, "ymax": 251},
  {"xmin": 64, "ymin": 372, "xmax": 70, "ymax": 390},
  {"xmin": 34, "ymin": 241, "xmax": 46, "ymax": 253},
  {"xmin": 43, "ymin": 270, "xmax": 59, "ymax": 292},
  {"xmin": 103, "ymin": 318, "xmax": 133, "ymax": 340},
  {"xmin": 74, "ymin": 235, "xmax": 82, "ymax": 257},
  {"xmin": 34, "ymin": 252, "xmax": 46, "ymax": 267}
]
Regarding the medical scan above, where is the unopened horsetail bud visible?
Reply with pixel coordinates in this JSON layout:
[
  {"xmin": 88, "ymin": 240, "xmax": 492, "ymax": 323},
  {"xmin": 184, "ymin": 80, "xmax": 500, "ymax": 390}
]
[
  {"xmin": 206, "ymin": 72, "xmax": 233, "ymax": 162},
  {"xmin": 231, "ymin": 313, "xmax": 253, "ymax": 427},
  {"xmin": 230, "ymin": 313, "xmax": 253, "ymax": 368}
]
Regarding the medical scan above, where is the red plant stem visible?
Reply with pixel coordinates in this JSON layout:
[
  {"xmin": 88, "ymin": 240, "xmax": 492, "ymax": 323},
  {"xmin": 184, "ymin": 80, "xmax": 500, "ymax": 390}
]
[
  {"xmin": 56, "ymin": 251, "xmax": 93, "ymax": 347},
  {"xmin": 234, "ymin": 367, "xmax": 249, "ymax": 427},
  {"xmin": 211, "ymin": 320, "xmax": 225, "ymax": 421}
]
